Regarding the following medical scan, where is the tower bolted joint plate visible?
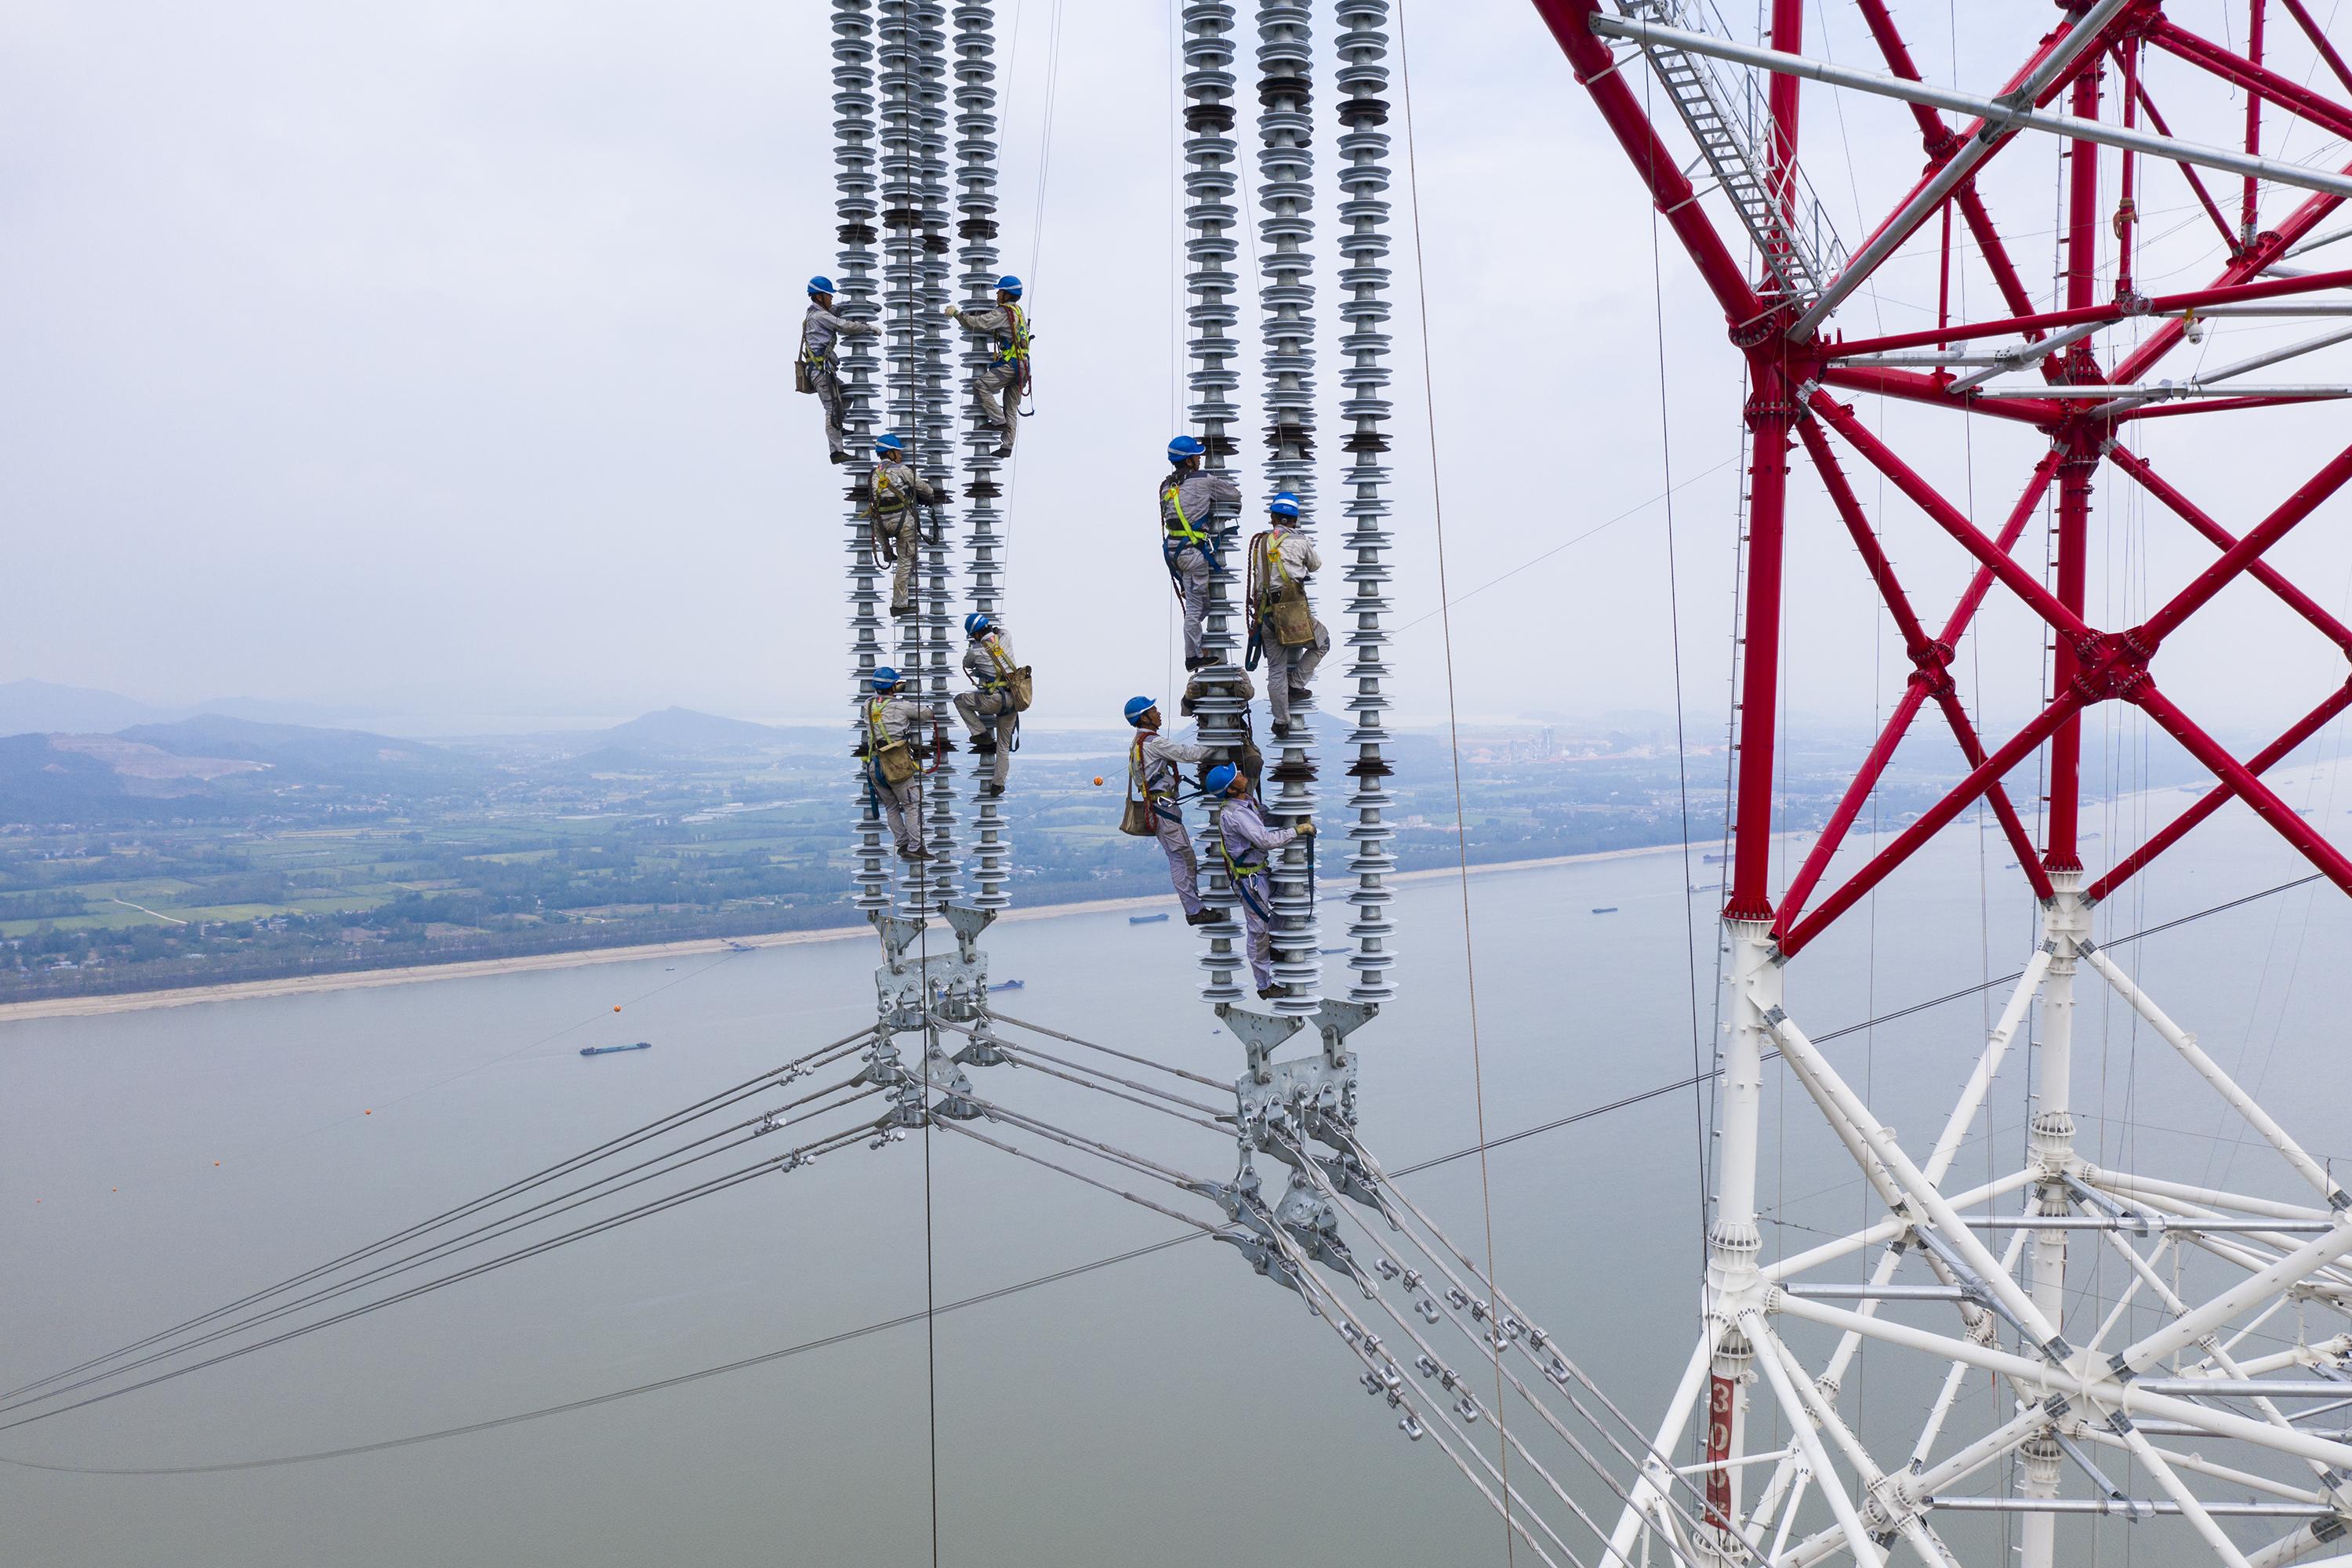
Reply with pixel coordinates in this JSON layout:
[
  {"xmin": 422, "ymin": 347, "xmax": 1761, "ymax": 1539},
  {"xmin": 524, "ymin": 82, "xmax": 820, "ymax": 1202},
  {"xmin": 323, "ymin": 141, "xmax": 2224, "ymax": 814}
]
[{"xmin": 869, "ymin": 908, "xmax": 992, "ymax": 1032}]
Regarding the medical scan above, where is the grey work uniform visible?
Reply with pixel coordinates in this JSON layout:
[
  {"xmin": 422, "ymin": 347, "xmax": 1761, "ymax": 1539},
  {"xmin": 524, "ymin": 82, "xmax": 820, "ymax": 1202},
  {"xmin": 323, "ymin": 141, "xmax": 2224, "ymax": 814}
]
[
  {"xmin": 1215, "ymin": 792, "xmax": 1302, "ymax": 993},
  {"xmin": 870, "ymin": 459, "xmax": 936, "ymax": 615},
  {"xmin": 863, "ymin": 693, "xmax": 926, "ymax": 858},
  {"xmin": 953, "ymin": 631, "xmax": 1020, "ymax": 790},
  {"xmin": 1255, "ymin": 524, "xmax": 1330, "ymax": 734},
  {"xmin": 949, "ymin": 303, "xmax": 1026, "ymax": 452},
  {"xmin": 1160, "ymin": 467, "xmax": 1241, "ymax": 662},
  {"xmin": 1133, "ymin": 730, "xmax": 1211, "ymax": 918},
  {"xmin": 803, "ymin": 303, "xmax": 876, "ymax": 458}
]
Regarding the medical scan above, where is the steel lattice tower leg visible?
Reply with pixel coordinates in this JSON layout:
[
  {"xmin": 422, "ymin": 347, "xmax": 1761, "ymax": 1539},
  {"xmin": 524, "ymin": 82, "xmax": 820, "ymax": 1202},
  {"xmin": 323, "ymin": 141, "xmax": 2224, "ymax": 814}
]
[
  {"xmin": 1255, "ymin": 0, "xmax": 1323, "ymax": 1017},
  {"xmin": 953, "ymin": 0, "xmax": 1011, "ymax": 912},
  {"xmin": 835, "ymin": 0, "xmax": 892, "ymax": 916},
  {"xmin": 1184, "ymin": 0, "xmax": 1250, "ymax": 1006},
  {"xmin": 1333, "ymin": 0, "xmax": 1395, "ymax": 1003},
  {"xmin": 915, "ymin": 0, "xmax": 960, "ymax": 909}
]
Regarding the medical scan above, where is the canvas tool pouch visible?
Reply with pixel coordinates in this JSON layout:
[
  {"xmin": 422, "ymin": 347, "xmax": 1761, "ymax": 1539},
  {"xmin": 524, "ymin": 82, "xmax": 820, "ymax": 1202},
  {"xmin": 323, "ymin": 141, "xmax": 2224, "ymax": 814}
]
[
  {"xmin": 873, "ymin": 738, "xmax": 918, "ymax": 786},
  {"xmin": 793, "ymin": 360, "xmax": 815, "ymax": 394},
  {"xmin": 1121, "ymin": 794, "xmax": 1156, "ymax": 837},
  {"xmin": 1264, "ymin": 593, "xmax": 1314, "ymax": 648},
  {"xmin": 1004, "ymin": 666, "xmax": 1035, "ymax": 713}
]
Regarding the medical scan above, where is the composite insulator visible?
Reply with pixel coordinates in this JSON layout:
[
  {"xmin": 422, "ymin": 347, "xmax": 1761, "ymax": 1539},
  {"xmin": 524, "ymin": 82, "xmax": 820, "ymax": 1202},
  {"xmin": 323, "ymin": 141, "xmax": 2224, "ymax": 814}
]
[
  {"xmin": 1334, "ymin": 0, "xmax": 1395, "ymax": 1000},
  {"xmin": 913, "ymin": 0, "xmax": 960, "ymax": 909},
  {"xmin": 952, "ymin": 0, "xmax": 1011, "ymax": 910},
  {"xmin": 836, "ymin": 0, "xmax": 891, "ymax": 913},
  {"xmin": 1183, "ymin": 0, "xmax": 1250, "ymax": 1004},
  {"xmin": 1258, "ymin": 0, "xmax": 1322, "ymax": 1017}
]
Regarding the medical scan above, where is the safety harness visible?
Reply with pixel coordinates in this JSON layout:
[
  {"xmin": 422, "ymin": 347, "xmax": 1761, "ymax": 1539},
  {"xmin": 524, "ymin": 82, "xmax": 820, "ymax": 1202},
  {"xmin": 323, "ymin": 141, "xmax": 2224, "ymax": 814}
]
[
  {"xmin": 1160, "ymin": 472, "xmax": 1224, "ymax": 605},
  {"xmin": 1131, "ymin": 735, "xmax": 1186, "ymax": 827},
  {"xmin": 1213, "ymin": 800, "xmax": 1276, "ymax": 923}
]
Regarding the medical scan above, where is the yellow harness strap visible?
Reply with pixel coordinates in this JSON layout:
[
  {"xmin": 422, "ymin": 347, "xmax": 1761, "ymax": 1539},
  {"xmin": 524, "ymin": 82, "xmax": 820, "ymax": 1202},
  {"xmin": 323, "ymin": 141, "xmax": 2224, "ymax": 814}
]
[{"xmin": 1162, "ymin": 483, "xmax": 1207, "ymax": 545}]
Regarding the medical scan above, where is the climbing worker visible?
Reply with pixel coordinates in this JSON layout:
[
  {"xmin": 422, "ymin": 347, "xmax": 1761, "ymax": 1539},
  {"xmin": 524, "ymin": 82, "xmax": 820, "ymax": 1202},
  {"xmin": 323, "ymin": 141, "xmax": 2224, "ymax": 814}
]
[
  {"xmin": 799, "ymin": 275, "xmax": 877, "ymax": 464},
  {"xmin": 861, "ymin": 666, "xmax": 929, "ymax": 862},
  {"xmin": 944, "ymin": 274, "xmax": 1029, "ymax": 458},
  {"xmin": 1122, "ymin": 697, "xmax": 1218, "ymax": 927},
  {"xmin": 1247, "ymin": 492, "xmax": 1330, "ymax": 739},
  {"xmin": 1207, "ymin": 763, "xmax": 1313, "ymax": 1000},
  {"xmin": 953, "ymin": 612, "xmax": 1029, "ymax": 798},
  {"xmin": 869, "ymin": 432, "xmax": 937, "ymax": 619},
  {"xmin": 1160, "ymin": 434, "xmax": 1243, "ymax": 670}
]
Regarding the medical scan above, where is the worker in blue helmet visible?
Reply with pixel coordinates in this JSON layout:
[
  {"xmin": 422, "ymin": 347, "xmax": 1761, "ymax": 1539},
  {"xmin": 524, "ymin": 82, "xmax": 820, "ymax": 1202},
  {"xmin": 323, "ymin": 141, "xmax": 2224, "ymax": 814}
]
[
  {"xmin": 1206, "ymin": 763, "xmax": 1313, "ymax": 998},
  {"xmin": 869, "ymin": 434, "xmax": 938, "ymax": 619},
  {"xmin": 1247, "ymin": 491, "xmax": 1330, "ymax": 738},
  {"xmin": 945, "ymin": 274, "xmax": 1029, "ymax": 458},
  {"xmin": 800, "ymin": 275, "xmax": 877, "ymax": 463},
  {"xmin": 1123, "ymin": 696, "xmax": 1218, "ymax": 924},
  {"xmin": 953, "ymin": 612, "xmax": 1028, "ymax": 797},
  {"xmin": 1160, "ymin": 434, "xmax": 1243, "ymax": 668},
  {"xmin": 862, "ymin": 666, "xmax": 929, "ymax": 862}
]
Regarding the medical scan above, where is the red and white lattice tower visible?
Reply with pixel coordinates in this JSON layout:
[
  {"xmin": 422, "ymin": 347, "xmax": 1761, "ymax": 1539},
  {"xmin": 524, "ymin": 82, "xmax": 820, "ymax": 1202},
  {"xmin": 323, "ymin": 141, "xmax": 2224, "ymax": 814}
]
[{"xmin": 1530, "ymin": 2, "xmax": 2352, "ymax": 1563}]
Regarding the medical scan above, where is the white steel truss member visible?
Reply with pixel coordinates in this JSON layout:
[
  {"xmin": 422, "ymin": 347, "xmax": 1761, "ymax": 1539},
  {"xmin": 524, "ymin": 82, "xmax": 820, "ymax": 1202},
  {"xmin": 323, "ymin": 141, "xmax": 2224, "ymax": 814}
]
[{"xmin": 1608, "ymin": 886, "xmax": 2352, "ymax": 1568}]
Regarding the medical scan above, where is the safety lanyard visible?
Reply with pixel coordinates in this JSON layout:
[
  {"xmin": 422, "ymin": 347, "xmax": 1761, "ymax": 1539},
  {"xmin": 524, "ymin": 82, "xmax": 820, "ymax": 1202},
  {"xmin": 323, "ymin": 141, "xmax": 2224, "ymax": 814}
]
[{"xmin": 1162, "ymin": 481, "xmax": 1206, "ymax": 543}]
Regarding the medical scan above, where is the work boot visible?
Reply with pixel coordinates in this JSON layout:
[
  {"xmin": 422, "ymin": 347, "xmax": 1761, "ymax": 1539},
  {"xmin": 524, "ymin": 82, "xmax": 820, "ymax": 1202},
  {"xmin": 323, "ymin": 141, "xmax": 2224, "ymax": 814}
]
[
  {"xmin": 1183, "ymin": 908, "xmax": 1218, "ymax": 927},
  {"xmin": 1184, "ymin": 655, "xmax": 1207, "ymax": 672},
  {"xmin": 992, "ymin": 444, "xmax": 1012, "ymax": 459},
  {"xmin": 829, "ymin": 448, "xmax": 851, "ymax": 465},
  {"xmin": 978, "ymin": 782, "xmax": 1004, "ymax": 799},
  {"xmin": 1288, "ymin": 685, "xmax": 1312, "ymax": 700},
  {"xmin": 971, "ymin": 738, "xmax": 998, "ymax": 755},
  {"xmin": 1257, "ymin": 984, "xmax": 1291, "ymax": 1000},
  {"xmin": 902, "ymin": 845, "xmax": 933, "ymax": 862},
  {"xmin": 891, "ymin": 601, "xmax": 914, "ymax": 618}
]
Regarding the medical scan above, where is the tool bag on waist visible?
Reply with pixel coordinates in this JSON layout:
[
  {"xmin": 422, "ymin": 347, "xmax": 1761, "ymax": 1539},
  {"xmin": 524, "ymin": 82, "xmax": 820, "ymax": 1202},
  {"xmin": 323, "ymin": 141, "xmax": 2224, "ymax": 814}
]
[
  {"xmin": 1262, "ymin": 590, "xmax": 1314, "ymax": 648},
  {"xmin": 1003, "ymin": 666, "xmax": 1035, "ymax": 712},
  {"xmin": 1120, "ymin": 739, "xmax": 1159, "ymax": 836},
  {"xmin": 866, "ymin": 702, "xmax": 920, "ymax": 786},
  {"xmin": 1253, "ymin": 532, "xmax": 1316, "ymax": 648}
]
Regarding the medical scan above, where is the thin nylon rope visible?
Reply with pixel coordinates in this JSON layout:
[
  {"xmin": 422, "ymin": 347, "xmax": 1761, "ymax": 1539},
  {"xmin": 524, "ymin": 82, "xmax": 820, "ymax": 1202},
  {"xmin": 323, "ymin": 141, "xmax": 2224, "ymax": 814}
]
[
  {"xmin": 1638, "ymin": 16, "xmax": 1713, "ymax": 1316},
  {"xmin": 1392, "ymin": 8, "xmax": 1512, "ymax": 1559}
]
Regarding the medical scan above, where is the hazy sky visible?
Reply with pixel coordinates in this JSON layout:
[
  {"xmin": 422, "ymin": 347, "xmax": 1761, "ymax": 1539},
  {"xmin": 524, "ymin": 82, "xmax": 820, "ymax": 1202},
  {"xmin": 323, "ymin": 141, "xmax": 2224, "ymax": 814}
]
[{"xmin": 5, "ymin": 0, "xmax": 2349, "ymax": 741}]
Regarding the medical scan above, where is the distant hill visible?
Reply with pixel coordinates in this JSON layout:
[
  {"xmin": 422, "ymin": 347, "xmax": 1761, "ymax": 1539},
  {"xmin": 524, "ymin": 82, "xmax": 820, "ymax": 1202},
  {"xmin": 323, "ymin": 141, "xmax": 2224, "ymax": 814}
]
[
  {"xmin": 595, "ymin": 707, "xmax": 783, "ymax": 754},
  {"xmin": 120, "ymin": 714, "xmax": 480, "ymax": 785},
  {"xmin": 0, "ymin": 734, "xmax": 246, "ymax": 825},
  {"xmin": 0, "ymin": 680, "xmax": 177, "ymax": 739}
]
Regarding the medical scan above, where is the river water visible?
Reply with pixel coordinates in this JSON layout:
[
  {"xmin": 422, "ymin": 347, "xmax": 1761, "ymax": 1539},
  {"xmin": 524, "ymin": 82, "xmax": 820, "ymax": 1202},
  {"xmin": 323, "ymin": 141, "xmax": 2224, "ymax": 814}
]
[{"xmin": 4, "ymin": 763, "xmax": 2349, "ymax": 1567}]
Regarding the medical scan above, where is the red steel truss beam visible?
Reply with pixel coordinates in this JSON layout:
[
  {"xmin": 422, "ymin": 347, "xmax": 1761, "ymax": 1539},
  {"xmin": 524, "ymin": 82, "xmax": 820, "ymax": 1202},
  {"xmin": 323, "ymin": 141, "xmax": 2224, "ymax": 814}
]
[
  {"xmin": 2129, "ymin": 71, "xmax": 2245, "ymax": 256},
  {"xmin": 2106, "ymin": 445, "xmax": 2352, "ymax": 655},
  {"xmin": 1530, "ymin": 1, "xmax": 1766, "ymax": 328},
  {"xmin": 2087, "ymin": 681, "xmax": 2352, "ymax": 903},
  {"xmin": 2137, "ymin": 441, "xmax": 2352, "ymax": 647},
  {"xmin": 1828, "ymin": 268, "xmax": 2352, "ymax": 358},
  {"xmin": 1813, "ymin": 365, "xmax": 2067, "ymax": 424},
  {"xmin": 1775, "ymin": 425, "xmax": 2056, "ymax": 931},
  {"xmin": 1726, "ymin": 372, "xmax": 1798, "ymax": 921},
  {"xmin": 2281, "ymin": 0, "xmax": 2352, "ymax": 98},
  {"xmin": 1780, "ymin": 695, "xmax": 2086, "ymax": 956},
  {"xmin": 2132, "ymin": 681, "xmax": 2352, "ymax": 898},
  {"xmin": 1809, "ymin": 394, "xmax": 2096, "ymax": 645},
  {"xmin": 2048, "ymin": 64, "xmax": 2107, "ymax": 875},
  {"xmin": 1852, "ymin": 0, "xmax": 2041, "ymax": 322},
  {"xmin": 2149, "ymin": 17, "xmax": 2352, "ymax": 147},
  {"xmin": 2128, "ymin": 394, "xmax": 2352, "ymax": 418}
]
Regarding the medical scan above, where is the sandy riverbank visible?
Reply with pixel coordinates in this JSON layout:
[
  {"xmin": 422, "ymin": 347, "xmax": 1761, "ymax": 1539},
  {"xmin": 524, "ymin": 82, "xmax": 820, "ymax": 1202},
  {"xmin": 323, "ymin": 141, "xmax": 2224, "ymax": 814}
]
[{"xmin": 0, "ymin": 837, "xmax": 1750, "ymax": 1025}]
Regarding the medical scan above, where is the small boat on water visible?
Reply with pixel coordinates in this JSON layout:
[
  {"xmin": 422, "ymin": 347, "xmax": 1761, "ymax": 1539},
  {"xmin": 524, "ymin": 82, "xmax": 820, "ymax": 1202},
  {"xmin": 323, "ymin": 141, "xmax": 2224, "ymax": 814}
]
[
  {"xmin": 581, "ymin": 1041, "xmax": 652, "ymax": 1058},
  {"xmin": 1129, "ymin": 912, "xmax": 1171, "ymax": 925},
  {"xmin": 989, "ymin": 978, "xmax": 1025, "ymax": 993},
  {"xmin": 1591, "ymin": 906, "xmax": 1619, "ymax": 914}
]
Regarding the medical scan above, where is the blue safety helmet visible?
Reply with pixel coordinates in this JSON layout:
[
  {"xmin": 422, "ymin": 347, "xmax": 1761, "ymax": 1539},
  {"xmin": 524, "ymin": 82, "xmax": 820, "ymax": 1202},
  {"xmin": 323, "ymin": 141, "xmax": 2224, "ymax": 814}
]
[
  {"xmin": 1204, "ymin": 764, "xmax": 1240, "ymax": 796},
  {"xmin": 1269, "ymin": 492, "xmax": 1301, "ymax": 519},
  {"xmin": 874, "ymin": 432, "xmax": 905, "ymax": 456},
  {"xmin": 871, "ymin": 666, "xmax": 902, "ymax": 690},
  {"xmin": 1123, "ymin": 695, "xmax": 1159, "ymax": 726},
  {"xmin": 1167, "ymin": 434, "xmax": 1205, "ymax": 463},
  {"xmin": 808, "ymin": 274, "xmax": 836, "ymax": 296},
  {"xmin": 964, "ymin": 612, "xmax": 993, "ymax": 637},
  {"xmin": 996, "ymin": 274, "xmax": 1023, "ymax": 299}
]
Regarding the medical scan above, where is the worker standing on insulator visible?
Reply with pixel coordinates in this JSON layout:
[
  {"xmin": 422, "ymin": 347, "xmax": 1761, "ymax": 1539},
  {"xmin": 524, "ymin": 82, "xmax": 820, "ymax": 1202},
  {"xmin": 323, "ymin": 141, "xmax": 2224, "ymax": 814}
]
[
  {"xmin": 798, "ymin": 276, "xmax": 877, "ymax": 465},
  {"xmin": 1160, "ymin": 435, "xmax": 1241, "ymax": 670},
  {"xmin": 1123, "ymin": 697, "xmax": 1217, "ymax": 927},
  {"xmin": 868, "ymin": 433, "xmax": 936, "ymax": 619},
  {"xmin": 1247, "ymin": 491, "xmax": 1329, "ymax": 739},
  {"xmin": 861, "ymin": 666, "xmax": 928, "ymax": 862},
  {"xmin": 1207, "ymin": 763, "xmax": 1312, "ymax": 999},
  {"xmin": 953, "ymin": 613, "xmax": 1028, "ymax": 798},
  {"xmin": 944, "ymin": 274, "xmax": 1029, "ymax": 458}
]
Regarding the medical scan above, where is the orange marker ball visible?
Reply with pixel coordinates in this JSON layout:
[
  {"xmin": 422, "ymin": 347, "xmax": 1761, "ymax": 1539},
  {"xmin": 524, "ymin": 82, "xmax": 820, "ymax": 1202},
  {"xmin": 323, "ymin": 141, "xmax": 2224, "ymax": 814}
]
[
  {"xmin": 1094, "ymin": 775, "xmax": 1104, "ymax": 786},
  {"xmin": 613, "ymin": 1005, "xmax": 622, "ymax": 1012}
]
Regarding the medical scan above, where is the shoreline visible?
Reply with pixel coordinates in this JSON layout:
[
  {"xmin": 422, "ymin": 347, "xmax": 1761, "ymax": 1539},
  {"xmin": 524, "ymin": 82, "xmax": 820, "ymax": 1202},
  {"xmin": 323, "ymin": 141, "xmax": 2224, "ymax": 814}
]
[{"xmin": 0, "ymin": 837, "xmax": 1745, "ymax": 1025}]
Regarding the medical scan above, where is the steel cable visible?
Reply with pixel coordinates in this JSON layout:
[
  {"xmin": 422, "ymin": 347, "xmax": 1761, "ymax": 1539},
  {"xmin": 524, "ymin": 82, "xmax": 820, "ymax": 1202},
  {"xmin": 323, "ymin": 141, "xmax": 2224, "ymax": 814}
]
[
  {"xmin": 1, "ymin": 1079, "xmax": 884, "ymax": 1421},
  {"xmin": 1, "ymin": 1028, "xmax": 876, "ymax": 1408},
  {"xmin": 0, "ymin": 1116, "xmax": 887, "ymax": 1436}
]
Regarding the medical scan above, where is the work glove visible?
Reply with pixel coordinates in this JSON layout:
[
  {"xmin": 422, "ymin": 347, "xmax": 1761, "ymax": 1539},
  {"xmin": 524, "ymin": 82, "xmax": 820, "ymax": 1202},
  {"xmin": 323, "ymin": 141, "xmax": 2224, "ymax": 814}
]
[
  {"xmin": 943, "ymin": 303, "xmax": 961, "ymax": 318},
  {"xmin": 1295, "ymin": 821, "xmax": 1316, "ymax": 838}
]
